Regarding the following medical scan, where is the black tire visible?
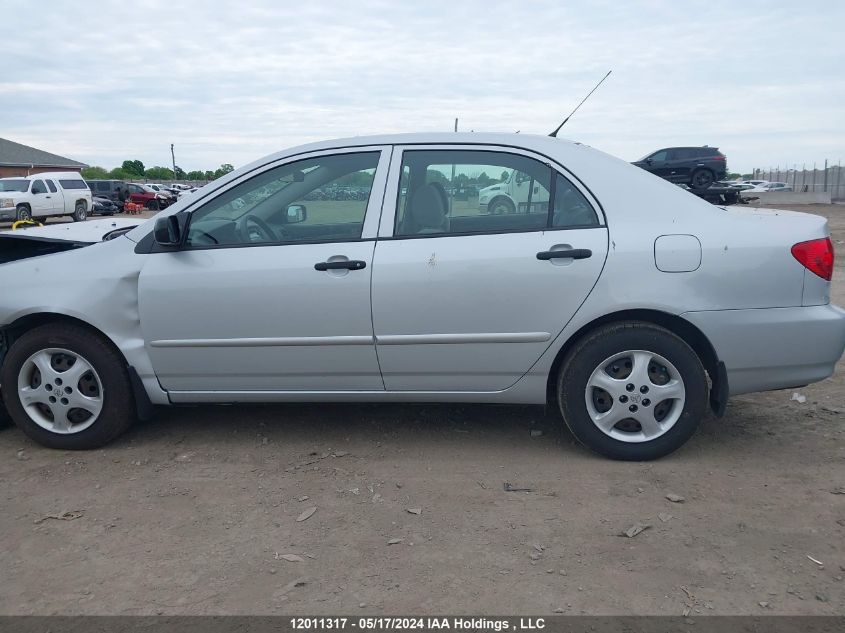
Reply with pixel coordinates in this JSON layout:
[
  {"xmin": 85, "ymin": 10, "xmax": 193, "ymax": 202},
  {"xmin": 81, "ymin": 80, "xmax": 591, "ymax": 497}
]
[
  {"xmin": 0, "ymin": 323, "xmax": 136, "ymax": 449},
  {"xmin": 556, "ymin": 322, "xmax": 708, "ymax": 461},
  {"xmin": 690, "ymin": 169, "xmax": 714, "ymax": 190},
  {"xmin": 488, "ymin": 196, "xmax": 515, "ymax": 215},
  {"xmin": 147, "ymin": 200, "xmax": 160, "ymax": 211},
  {"xmin": 71, "ymin": 202, "xmax": 87, "ymax": 222},
  {"xmin": 15, "ymin": 205, "xmax": 32, "ymax": 221}
]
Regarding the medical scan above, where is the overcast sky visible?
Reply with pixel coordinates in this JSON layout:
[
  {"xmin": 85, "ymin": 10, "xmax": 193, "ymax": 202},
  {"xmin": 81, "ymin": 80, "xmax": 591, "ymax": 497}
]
[{"xmin": 2, "ymin": 0, "xmax": 842, "ymax": 173}]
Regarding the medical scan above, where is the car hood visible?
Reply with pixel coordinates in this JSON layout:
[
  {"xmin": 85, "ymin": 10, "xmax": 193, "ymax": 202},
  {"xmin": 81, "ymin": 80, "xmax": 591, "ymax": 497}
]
[
  {"xmin": 0, "ymin": 191, "xmax": 28, "ymax": 200},
  {"xmin": 0, "ymin": 218, "xmax": 139, "ymax": 264}
]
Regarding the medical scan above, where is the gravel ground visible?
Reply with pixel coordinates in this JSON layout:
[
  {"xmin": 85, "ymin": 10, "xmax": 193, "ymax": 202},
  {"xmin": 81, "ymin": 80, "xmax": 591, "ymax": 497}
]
[{"xmin": 0, "ymin": 203, "xmax": 843, "ymax": 615}]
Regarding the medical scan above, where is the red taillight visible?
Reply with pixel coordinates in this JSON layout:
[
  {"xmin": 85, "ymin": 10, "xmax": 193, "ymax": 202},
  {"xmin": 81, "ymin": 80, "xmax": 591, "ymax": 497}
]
[
  {"xmin": 713, "ymin": 155, "xmax": 726, "ymax": 161},
  {"xmin": 792, "ymin": 237, "xmax": 834, "ymax": 281}
]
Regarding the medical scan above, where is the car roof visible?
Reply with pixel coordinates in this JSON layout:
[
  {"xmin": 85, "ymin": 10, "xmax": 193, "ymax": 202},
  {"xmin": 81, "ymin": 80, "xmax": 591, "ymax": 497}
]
[{"xmin": 1, "ymin": 171, "xmax": 85, "ymax": 180}]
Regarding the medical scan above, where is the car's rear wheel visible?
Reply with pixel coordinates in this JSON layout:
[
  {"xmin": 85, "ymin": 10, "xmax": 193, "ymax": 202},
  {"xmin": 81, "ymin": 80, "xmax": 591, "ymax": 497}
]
[
  {"xmin": 690, "ymin": 169, "xmax": 714, "ymax": 189},
  {"xmin": 557, "ymin": 322, "xmax": 707, "ymax": 460},
  {"xmin": 16, "ymin": 205, "xmax": 32, "ymax": 221},
  {"xmin": 0, "ymin": 323, "xmax": 136, "ymax": 449},
  {"xmin": 72, "ymin": 202, "xmax": 87, "ymax": 222},
  {"xmin": 147, "ymin": 199, "xmax": 160, "ymax": 211},
  {"xmin": 488, "ymin": 196, "xmax": 515, "ymax": 215}
]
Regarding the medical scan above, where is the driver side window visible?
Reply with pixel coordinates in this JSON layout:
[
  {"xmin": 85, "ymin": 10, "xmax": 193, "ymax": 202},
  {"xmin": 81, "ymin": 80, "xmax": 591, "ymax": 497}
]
[{"xmin": 186, "ymin": 152, "xmax": 380, "ymax": 248}]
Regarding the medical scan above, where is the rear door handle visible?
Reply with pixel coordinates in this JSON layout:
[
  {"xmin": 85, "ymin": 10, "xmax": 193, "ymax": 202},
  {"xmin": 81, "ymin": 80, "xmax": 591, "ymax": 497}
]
[
  {"xmin": 315, "ymin": 260, "xmax": 367, "ymax": 271},
  {"xmin": 536, "ymin": 249, "xmax": 592, "ymax": 260}
]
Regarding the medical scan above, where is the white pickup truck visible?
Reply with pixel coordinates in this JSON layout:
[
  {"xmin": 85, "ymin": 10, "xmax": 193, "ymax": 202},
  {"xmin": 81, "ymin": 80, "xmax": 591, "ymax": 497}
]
[{"xmin": 0, "ymin": 172, "xmax": 92, "ymax": 223}]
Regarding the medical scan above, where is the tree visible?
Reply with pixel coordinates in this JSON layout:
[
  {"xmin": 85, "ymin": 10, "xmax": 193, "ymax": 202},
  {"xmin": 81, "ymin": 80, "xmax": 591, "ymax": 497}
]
[
  {"xmin": 81, "ymin": 166, "xmax": 109, "ymax": 179},
  {"xmin": 212, "ymin": 163, "xmax": 234, "ymax": 179},
  {"xmin": 174, "ymin": 166, "xmax": 186, "ymax": 179},
  {"xmin": 108, "ymin": 167, "xmax": 132, "ymax": 180},
  {"xmin": 121, "ymin": 160, "xmax": 145, "ymax": 177},
  {"xmin": 425, "ymin": 169, "xmax": 449, "ymax": 185},
  {"xmin": 145, "ymin": 166, "xmax": 175, "ymax": 180},
  {"xmin": 475, "ymin": 171, "xmax": 493, "ymax": 187},
  {"xmin": 186, "ymin": 170, "xmax": 206, "ymax": 181}
]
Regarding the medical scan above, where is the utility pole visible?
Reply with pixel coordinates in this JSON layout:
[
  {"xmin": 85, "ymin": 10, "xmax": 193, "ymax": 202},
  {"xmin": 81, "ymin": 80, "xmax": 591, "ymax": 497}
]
[
  {"xmin": 454, "ymin": 118, "xmax": 458, "ymax": 132},
  {"xmin": 171, "ymin": 143, "xmax": 177, "ymax": 181}
]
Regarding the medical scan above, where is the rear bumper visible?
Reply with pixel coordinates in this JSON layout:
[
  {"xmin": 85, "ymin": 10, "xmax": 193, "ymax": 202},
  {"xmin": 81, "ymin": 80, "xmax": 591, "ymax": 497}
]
[{"xmin": 682, "ymin": 304, "xmax": 845, "ymax": 396}]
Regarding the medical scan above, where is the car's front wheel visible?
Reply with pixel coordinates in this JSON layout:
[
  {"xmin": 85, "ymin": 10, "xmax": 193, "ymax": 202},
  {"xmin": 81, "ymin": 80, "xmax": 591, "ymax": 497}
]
[
  {"xmin": 16, "ymin": 205, "xmax": 32, "ymax": 221},
  {"xmin": 557, "ymin": 322, "xmax": 707, "ymax": 460},
  {"xmin": 0, "ymin": 323, "xmax": 136, "ymax": 449},
  {"xmin": 488, "ymin": 196, "xmax": 515, "ymax": 215}
]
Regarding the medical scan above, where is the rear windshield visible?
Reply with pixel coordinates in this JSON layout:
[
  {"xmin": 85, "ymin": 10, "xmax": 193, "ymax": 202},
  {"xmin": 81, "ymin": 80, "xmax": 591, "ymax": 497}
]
[
  {"xmin": 59, "ymin": 179, "xmax": 89, "ymax": 190},
  {"xmin": 0, "ymin": 179, "xmax": 29, "ymax": 192}
]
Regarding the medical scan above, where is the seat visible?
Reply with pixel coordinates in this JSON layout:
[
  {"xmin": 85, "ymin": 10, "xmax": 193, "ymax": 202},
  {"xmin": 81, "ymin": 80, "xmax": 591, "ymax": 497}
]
[{"xmin": 405, "ymin": 184, "xmax": 450, "ymax": 234}]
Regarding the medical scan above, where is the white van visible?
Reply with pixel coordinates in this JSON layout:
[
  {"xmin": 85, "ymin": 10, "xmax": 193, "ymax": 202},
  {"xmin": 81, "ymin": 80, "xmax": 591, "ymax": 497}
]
[{"xmin": 0, "ymin": 172, "xmax": 93, "ymax": 222}]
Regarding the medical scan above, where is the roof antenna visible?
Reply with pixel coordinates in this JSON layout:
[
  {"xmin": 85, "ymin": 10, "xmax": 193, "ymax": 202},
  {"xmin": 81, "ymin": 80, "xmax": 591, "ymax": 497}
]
[{"xmin": 549, "ymin": 70, "xmax": 612, "ymax": 137}]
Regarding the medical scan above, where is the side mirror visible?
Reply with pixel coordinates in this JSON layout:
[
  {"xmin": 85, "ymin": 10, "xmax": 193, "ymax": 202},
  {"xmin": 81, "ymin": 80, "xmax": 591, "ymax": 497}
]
[
  {"xmin": 286, "ymin": 204, "xmax": 307, "ymax": 224},
  {"xmin": 154, "ymin": 212, "xmax": 189, "ymax": 246},
  {"xmin": 645, "ymin": 158, "xmax": 653, "ymax": 165}
]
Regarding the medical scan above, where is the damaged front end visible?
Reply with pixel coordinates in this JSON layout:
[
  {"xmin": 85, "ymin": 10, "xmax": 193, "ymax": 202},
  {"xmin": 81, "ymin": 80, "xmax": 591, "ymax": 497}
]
[
  {"xmin": 0, "ymin": 234, "xmax": 92, "ymax": 264},
  {"xmin": 0, "ymin": 219, "xmax": 139, "ymax": 264}
]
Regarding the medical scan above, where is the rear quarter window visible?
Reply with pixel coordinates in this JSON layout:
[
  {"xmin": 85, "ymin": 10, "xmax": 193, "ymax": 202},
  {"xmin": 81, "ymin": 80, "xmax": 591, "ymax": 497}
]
[{"xmin": 59, "ymin": 179, "xmax": 88, "ymax": 190}]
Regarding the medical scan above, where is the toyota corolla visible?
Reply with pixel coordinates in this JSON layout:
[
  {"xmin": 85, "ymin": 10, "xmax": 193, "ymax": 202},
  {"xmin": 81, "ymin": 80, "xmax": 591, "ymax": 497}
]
[{"xmin": 1, "ymin": 133, "xmax": 843, "ymax": 460}]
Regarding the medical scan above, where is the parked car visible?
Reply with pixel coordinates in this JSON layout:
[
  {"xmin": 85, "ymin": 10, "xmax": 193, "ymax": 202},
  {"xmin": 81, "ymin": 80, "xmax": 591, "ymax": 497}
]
[
  {"xmin": 632, "ymin": 147, "xmax": 727, "ymax": 189},
  {"xmin": 147, "ymin": 184, "xmax": 178, "ymax": 200},
  {"xmin": 764, "ymin": 182, "xmax": 793, "ymax": 192},
  {"xmin": 0, "ymin": 173, "xmax": 92, "ymax": 222},
  {"xmin": 738, "ymin": 180, "xmax": 769, "ymax": 187},
  {"xmin": 90, "ymin": 196, "xmax": 119, "ymax": 216},
  {"xmin": 741, "ymin": 182, "xmax": 794, "ymax": 198},
  {"xmin": 85, "ymin": 180, "xmax": 129, "ymax": 202},
  {"xmin": 0, "ymin": 133, "xmax": 842, "ymax": 461},
  {"xmin": 127, "ymin": 183, "xmax": 170, "ymax": 210},
  {"xmin": 177, "ymin": 187, "xmax": 199, "ymax": 199}
]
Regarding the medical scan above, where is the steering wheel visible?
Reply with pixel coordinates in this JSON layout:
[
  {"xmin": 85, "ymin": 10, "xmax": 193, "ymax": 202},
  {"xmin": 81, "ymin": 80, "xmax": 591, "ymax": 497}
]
[{"xmin": 237, "ymin": 214, "xmax": 277, "ymax": 243}]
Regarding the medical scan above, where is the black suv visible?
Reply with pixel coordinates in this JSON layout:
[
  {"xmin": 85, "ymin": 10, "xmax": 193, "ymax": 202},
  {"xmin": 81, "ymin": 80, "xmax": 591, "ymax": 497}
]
[
  {"xmin": 632, "ymin": 147, "xmax": 727, "ymax": 189},
  {"xmin": 85, "ymin": 179, "xmax": 129, "ymax": 200}
]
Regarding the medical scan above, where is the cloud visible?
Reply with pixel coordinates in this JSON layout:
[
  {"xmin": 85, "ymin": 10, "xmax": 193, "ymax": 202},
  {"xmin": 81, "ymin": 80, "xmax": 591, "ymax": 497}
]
[{"xmin": 2, "ymin": 0, "xmax": 842, "ymax": 172}]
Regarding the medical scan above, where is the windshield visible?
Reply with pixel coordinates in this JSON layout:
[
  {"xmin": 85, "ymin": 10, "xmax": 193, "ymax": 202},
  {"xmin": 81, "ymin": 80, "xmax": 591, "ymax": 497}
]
[{"xmin": 0, "ymin": 179, "xmax": 29, "ymax": 192}]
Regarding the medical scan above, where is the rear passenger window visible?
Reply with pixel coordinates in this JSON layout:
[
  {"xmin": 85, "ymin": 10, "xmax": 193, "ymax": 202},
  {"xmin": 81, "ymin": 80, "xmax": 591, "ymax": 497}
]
[
  {"xmin": 394, "ymin": 150, "xmax": 598, "ymax": 237},
  {"xmin": 395, "ymin": 150, "xmax": 550, "ymax": 236},
  {"xmin": 46, "ymin": 180, "xmax": 57, "ymax": 193}
]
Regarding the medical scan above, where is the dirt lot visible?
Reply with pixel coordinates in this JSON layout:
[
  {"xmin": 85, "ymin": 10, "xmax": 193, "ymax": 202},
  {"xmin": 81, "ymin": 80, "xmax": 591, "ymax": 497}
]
[{"xmin": 1, "ymin": 204, "xmax": 844, "ymax": 616}]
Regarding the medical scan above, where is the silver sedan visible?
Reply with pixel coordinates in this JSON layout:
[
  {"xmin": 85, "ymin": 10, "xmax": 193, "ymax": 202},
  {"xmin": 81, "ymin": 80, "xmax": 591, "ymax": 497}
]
[{"xmin": 1, "ymin": 133, "xmax": 843, "ymax": 460}]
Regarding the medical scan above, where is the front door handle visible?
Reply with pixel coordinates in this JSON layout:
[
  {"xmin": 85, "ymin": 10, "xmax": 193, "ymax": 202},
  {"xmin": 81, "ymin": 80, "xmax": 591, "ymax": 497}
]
[
  {"xmin": 536, "ymin": 249, "xmax": 592, "ymax": 260},
  {"xmin": 314, "ymin": 260, "xmax": 367, "ymax": 271}
]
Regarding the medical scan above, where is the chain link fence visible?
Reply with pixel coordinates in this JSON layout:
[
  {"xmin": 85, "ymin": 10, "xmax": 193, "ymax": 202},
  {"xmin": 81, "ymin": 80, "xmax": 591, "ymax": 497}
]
[{"xmin": 751, "ymin": 161, "xmax": 844, "ymax": 200}]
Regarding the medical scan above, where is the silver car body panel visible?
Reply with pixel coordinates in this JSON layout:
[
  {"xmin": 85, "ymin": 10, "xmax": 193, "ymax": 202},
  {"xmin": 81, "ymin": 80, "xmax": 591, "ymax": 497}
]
[{"xmin": 1, "ymin": 133, "xmax": 843, "ymax": 408}]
